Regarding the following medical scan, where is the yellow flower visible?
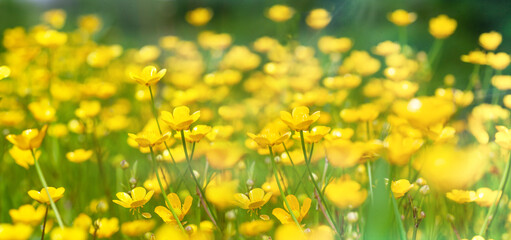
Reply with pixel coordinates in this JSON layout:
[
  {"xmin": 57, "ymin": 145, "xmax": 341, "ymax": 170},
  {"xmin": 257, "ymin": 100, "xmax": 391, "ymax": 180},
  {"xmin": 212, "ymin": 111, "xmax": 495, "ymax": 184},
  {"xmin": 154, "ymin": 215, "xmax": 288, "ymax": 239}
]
[
  {"xmin": 183, "ymin": 125, "xmax": 211, "ymax": 143},
  {"xmin": 391, "ymin": 179, "xmax": 414, "ymax": 198},
  {"xmin": 306, "ymin": 8, "xmax": 331, "ymax": 29},
  {"xmin": 161, "ymin": 106, "xmax": 200, "ymax": 131},
  {"xmin": 325, "ymin": 140, "xmax": 366, "ymax": 168},
  {"xmin": 28, "ymin": 99, "xmax": 56, "ymax": 123},
  {"xmin": 206, "ymin": 141, "xmax": 245, "ymax": 169},
  {"xmin": 28, "ymin": 187, "xmax": 65, "ymax": 204},
  {"xmin": 373, "ymin": 41, "xmax": 401, "ymax": 56},
  {"xmin": 186, "ymin": 8, "xmax": 213, "ymax": 26},
  {"xmin": 446, "ymin": 189, "xmax": 477, "ymax": 204},
  {"xmin": 75, "ymin": 101, "xmax": 101, "ymax": 119},
  {"xmin": 495, "ymin": 125, "xmax": 511, "ymax": 149},
  {"xmin": 479, "ymin": 31, "xmax": 502, "ymax": 51},
  {"xmin": 90, "ymin": 218, "xmax": 119, "ymax": 238},
  {"xmin": 266, "ymin": 5, "xmax": 294, "ymax": 22},
  {"xmin": 0, "ymin": 65, "xmax": 11, "ymax": 80},
  {"xmin": 429, "ymin": 14, "xmax": 457, "ymax": 39},
  {"xmin": 73, "ymin": 213, "xmax": 92, "ymax": 231},
  {"xmin": 129, "ymin": 65, "xmax": 166, "ymax": 87},
  {"xmin": 50, "ymin": 227, "xmax": 87, "ymax": 240},
  {"xmin": 128, "ymin": 131, "xmax": 170, "ymax": 148},
  {"xmin": 120, "ymin": 220, "xmax": 156, "ymax": 237},
  {"xmin": 505, "ymin": 95, "xmax": 511, "ymax": 109},
  {"xmin": 325, "ymin": 175, "xmax": 367, "ymax": 209},
  {"xmin": 318, "ymin": 36, "xmax": 353, "ymax": 54},
  {"xmin": 461, "ymin": 50, "xmax": 487, "ymax": 65},
  {"xmin": 42, "ymin": 9, "xmax": 66, "ymax": 29},
  {"xmin": 154, "ymin": 193, "xmax": 193, "ymax": 224},
  {"xmin": 79, "ymin": 14, "xmax": 102, "ymax": 33},
  {"xmin": 0, "ymin": 224, "xmax": 33, "ymax": 240},
  {"xmin": 66, "ymin": 149, "xmax": 93, "ymax": 163},
  {"xmin": 384, "ymin": 133, "xmax": 424, "ymax": 166},
  {"xmin": 9, "ymin": 204, "xmax": 46, "ymax": 226},
  {"xmin": 9, "ymin": 146, "xmax": 40, "ymax": 169},
  {"xmin": 239, "ymin": 220, "xmax": 274, "ymax": 237},
  {"xmin": 471, "ymin": 236, "xmax": 485, "ymax": 240},
  {"xmin": 487, "ymin": 52, "xmax": 511, "ymax": 70},
  {"xmin": 272, "ymin": 195, "xmax": 311, "ymax": 224},
  {"xmin": 280, "ymin": 106, "xmax": 320, "ymax": 131},
  {"xmin": 205, "ymin": 173, "xmax": 238, "ymax": 209},
  {"xmin": 247, "ymin": 128, "xmax": 291, "ymax": 148},
  {"xmin": 392, "ymin": 97, "xmax": 455, "ymax": 129},
  {"xmin": 113, "ymin": 187, "xmax": 154, "ymax": 212},
  {"xmin": 387, "ymin": 9, "xmax": 417, "ymax": 26},
  {"xmin": 274, "ymin": 224, "xmax": 305, "ymax": 240},
  {"xmin": 234, "ymin": 188, "xmax": 272, "ymax": 213},
  {"xmin": 491, "ymin": 75, "xmax": 511, "ymax": 90},
  {"xmin": 35, "ymin": 29, "xmax": 67, "ymax": 47},
  {"xmin": 6, "ymin": 125, "xmax": 48, "ymax": 151},
  {"xmin": 475, "ymin": 188, "xmax": 501, "ymax": 207}
]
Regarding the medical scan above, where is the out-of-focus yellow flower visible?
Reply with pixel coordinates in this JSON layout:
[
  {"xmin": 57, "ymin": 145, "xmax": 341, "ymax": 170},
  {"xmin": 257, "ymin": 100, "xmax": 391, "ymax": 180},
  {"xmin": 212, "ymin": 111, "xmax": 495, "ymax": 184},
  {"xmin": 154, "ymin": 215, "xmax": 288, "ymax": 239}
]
[
  {"xmin": 391, "ymin": 179, "xmax": 414, "ymax": 198},
  {"xmin": 9, "ymin": 204, "xmax": 45, "ymax": 226},
  {"xmin": 325, "ymin": 140, "xmax": 366, "ymax": 168},
  {"xmin": 0, "ymin": 65, "xmax": 11, "ymax": 80},
  {"xmin": 186, "ymin": 8, "xmax": 213, "ymax": 26},
  {"xmin": 198, "ymin": 31, "xmax": 232, "ymax": 50},
  {"xmin": 373, "ymin": 41, "xmax": 401, "ymax": 56},
  {"xmin": 318, "ymin": 36, "xmax": 353, "ymax": 54},
  {"xmin": 325, "ymin": 175, "xmax": 367, "ymax": 209},
  {"xmin": 281, "ymin": 106, "xmax": 320, "ymax": 131},
  {"xmin": 234, "ymin": 188, "xmax": 272, "ymax": 213},
  {"xmin": 183, "ymin": 125, "xmax": 211, "ymax": 143},
  {"xmin": 495, "ymin": 125, "xmax": 511, "ymax": 149},
  {"xmin": 262, "ymin": 175, "xmax": 288, "ymax": 197},
  {"xmin": 306, "ymin": 8, "xmax": 331, "ymax": 29},
  {"xmin": 35, "ymin": 29, "xmax": 67, "ymax": 47},
  {"xmin": 0, "ymin": 223, "xmax": 33, "ymax": 240},
  {"xmin": 205, "ymin": 173, "xmax": 238, "ymax": 209},
  {"xmin": 266, "ymin": 5, "xmax": 294, "ymax": 22},
  {"xmin": 120, "ymin": 220, "xmax": 155, "ymax": 237},
  {"xmin": 9, "ymin": 146, "xmax": 40, "ymax": 169},
  {"xmin": 461, "ymin": 50, "xmax": 487, "ymax": 65},
  {"xmin": 73, "ymin": 213, "xmax": 92, "ymax": 231},
  {"xmin": 51, "ymin": 227, "xmax": 87, "ymax": 240},
  {"xmin": 161, "ymin": 106, "xmax": 200, "ymax": 131},
  {"xmin": 392, "ymin": 97, "xmax": 455, "ymax": 129},
  {"xmin": 128, "ymin": 131, "xmax": 170, "ymax": 149},
  {"xmin": 475, "ymin": 188, "xmax": 501, "ymax": 207},
  {"xmin": 301, "ymin": 126, "xmax": 330, "ymax": 143},
  {"xmin": 272, "ymin": 195, "xmax": 311, "ymax": 224},
  {"xmin": 154, "ymin": 193, "xmax": 193, "ymax": 224},
  {"xmin": 66, "ymin": 149, "xmax": 93, "ymax": 163},
  {"xmin": 504, "ymin": 95, "xmax": 511, "ymax": 109},
  {"xmin": 429, "ymin": 15, "xmax": 457, "ymax": 39},
  {"xmin": 471, "ymin": 236, "xmax": 485, "ymax": 240},
  {"xmin": 89, "ymin": 218, "xmax": 118, "ymax": 238},
  {"xmin": 75, "ymin": 101, "xmax": 101, "ymax": 119},
  {"xmin": 129, "ymin": 65, "xmax": 166, "ymax": 87},
  {"xmin": 42, "ymin": 9, "xmax": 66, "ymax": 29},
  {"xmin": 387, "ymin": 9, "xmax": 417, "ymax": 26},
  {"xmin": 89, "ymin": 199, "xmax": 109, "ymax": 213},
  {"xmin": 28, "ymin": 187, "xmax": 65, "ymax": 204},
  {"xmin": 79, "ymin": 15, "xmax": 102, "ymax": 33},
  {"xmin": 274, "ymin": 224, "xmax": 305, "ymax": 240},
  {"xmin": 479, "ymin": 31, "xmax": 502, "ymax": 51},
  {"xmin": 239, "ymin": 220, "xmax": 274, "ymax": 237},
  {"xmin": 446, "ymin": 189, "xmax": 477, "ymax": 204},
  {"xmin": 487, "ymin": 52, "xmax": 511, "ymax": 70},
  {"xmin": 491, "ymin": 75, "xmax": 511, "ymax": 90},
  {"xmin": 48, "ymin": 124, "xmax": 68, "ymax": 138},
  {"xmin": 247, "ymin": 127, "xmax": 291, "ymax": 148},
  {"xmin": 6, "ymin": 125, "xmax": 48, "ymax": 151},
  {"xmin": 28, "ymin": 99, "xmax": 56, "ymax": 123},
  {"xmin": 206, "ymin": 141, "xmax": 245, "ymax": 169},
  {"xmin": 159, "ymin": 35, "xmax": 179, "ymax": 50},
  {"xmin": 384, "ymin": 133, "xmax": 424, "ymax": 166},
  {"xmin": 326, "ymin": 128, "xmax": 354, "ymax": 141},
  {"xmin": 113, "ymin": 187, "xmax": 154, "ymax": 212},
  {"xmin": 339, "ymin": 51, "xmax": 381, "ymax": 76},
  {"xmin": 413, "ymin": 144, "xmax": 487, "ymax": 192}
]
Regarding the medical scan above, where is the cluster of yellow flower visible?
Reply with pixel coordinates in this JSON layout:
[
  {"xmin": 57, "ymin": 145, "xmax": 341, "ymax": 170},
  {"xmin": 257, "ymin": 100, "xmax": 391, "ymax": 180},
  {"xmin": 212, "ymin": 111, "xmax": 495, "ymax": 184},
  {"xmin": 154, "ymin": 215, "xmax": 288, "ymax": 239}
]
[{"xmin": 0, "ymin": 5, "xmax": 510, "ymax": 240}]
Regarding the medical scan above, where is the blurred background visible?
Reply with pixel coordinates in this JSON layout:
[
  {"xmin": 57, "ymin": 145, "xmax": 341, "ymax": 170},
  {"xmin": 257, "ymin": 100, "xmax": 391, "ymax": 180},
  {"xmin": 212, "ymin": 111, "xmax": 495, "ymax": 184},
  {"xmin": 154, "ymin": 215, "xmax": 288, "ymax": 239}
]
[{"xmin": 0, "ymin": 0, "xmax": 510, "ymax": 81}]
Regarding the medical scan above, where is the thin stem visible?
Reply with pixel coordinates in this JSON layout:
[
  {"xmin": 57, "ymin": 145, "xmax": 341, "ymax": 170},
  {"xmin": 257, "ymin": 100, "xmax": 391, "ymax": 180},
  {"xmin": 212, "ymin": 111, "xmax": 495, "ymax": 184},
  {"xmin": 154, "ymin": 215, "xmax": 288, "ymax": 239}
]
[
  {"xmin": 390, "ymin": 190, "xmax": 407, "ymax": 240},
  {"xmin": 299, "ymin": 130, "xmax": 341, "ymax": 237},
  {"xmin": 399, "ymin": 26, "xmax": 407, "ymax": 49},
  {"xmin": 149, "ymin": 147, "xmax": 185, "ymax": 232},
  {"xmin": 31, "ymin": 150, "xmax": 64, "ymax": 229},
  {"xmin": 366, "ymin": 160, "xmax": 374, "ymax": 203},
  {"xmin": 180, "ymin": 130, "xmax": 221, "ymax": 231},
  {"xmin": 479, "ymin": 153, "xmax": 511, "ymax": 236},
  {"xmin": 41, "ymin": 205, "xmax": 49, "ymax": 240}
]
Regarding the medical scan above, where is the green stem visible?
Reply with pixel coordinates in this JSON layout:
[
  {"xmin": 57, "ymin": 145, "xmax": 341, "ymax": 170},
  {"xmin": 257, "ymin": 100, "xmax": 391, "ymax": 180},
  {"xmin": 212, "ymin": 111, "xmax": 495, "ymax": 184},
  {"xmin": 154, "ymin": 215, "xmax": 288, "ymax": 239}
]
[
  {"xmin": 31, "ymin": 150, "xmax": 64, "ymax": 229},
  {"xmin": 399, "ymin": 26, "xmax": 407, "ymax": 49},
  {"xmin": 428, "ymin": 39, "xmax": 444, "ymax": 68},
  {"xmin": 390, "ymin": 190, "xmax": 407, "ymax": 240},
  {"xmin": 299, "ymin": 131, "xmax": 341, "ymax": 237},
  {"xmin": 149, "ymin": 147, "xmax": 185, "ymax": 232},
  {"xmin": 180, "ymin": 130, "xmax": 221, "ymax": 231},
  {"xmin": 366, "ymin": 160, "xmax": 374, "ymax": 203},
  {"xmin": 479, "ymin": 153, "xmax": 511, "ymax": 236},
  {"xmin": 41, "ymin": 205, "xmax": 48, "ymax": 240},
  {"xmin": 268, "ymin": 147, "xmax": 302, "ymax": 230}
]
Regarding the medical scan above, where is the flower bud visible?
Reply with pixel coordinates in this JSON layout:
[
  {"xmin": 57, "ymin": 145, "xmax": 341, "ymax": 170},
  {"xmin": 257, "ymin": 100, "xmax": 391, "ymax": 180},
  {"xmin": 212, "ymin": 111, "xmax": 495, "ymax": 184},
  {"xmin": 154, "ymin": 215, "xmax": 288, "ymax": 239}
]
[
  {"xmin": 347, "ymin": 212, "xmax": 359, "ymax": 223},
  {"xmin": 120, "ymin": 160, "xmax": 129, "ymax": 169}
]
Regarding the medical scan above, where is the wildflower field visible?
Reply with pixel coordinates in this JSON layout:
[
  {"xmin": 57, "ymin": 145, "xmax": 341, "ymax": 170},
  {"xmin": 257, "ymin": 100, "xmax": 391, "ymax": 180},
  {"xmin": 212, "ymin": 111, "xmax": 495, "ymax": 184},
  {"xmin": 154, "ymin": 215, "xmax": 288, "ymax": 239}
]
[{"xmin": 1, "ymin": 1, "xmax": 511, "ymax": 239}]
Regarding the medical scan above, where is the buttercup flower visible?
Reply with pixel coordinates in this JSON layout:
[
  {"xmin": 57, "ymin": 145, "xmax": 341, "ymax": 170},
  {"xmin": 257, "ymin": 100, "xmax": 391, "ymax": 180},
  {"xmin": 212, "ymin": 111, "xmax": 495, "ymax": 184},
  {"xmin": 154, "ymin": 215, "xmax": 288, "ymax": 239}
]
[
  {"xmin": 0, "ymin": 224, "xmax": 33, "ymax": 240},
  {"xmin": 495, "ymin": 126, "xmax": 511, "ymax": 150},
  {"xmin": 130, "ymin": 65, "xmax": 167, "ymax": 87},
  {"xmin": 120, "ymin": 220, "xmax": 156, "ymax": 237},
  {"xmin": 272, "ymin": 195, "xmax": 311, "ymax": 224},
  {"xmin": 183, "ymin": 125, "xmax": 211, "ymax": 143},
  {"xmin": 66, "ymin": 149, "xmax": 93, "ymax": 163},
  {"xmin": 387, "ymin": 9, "xmax": 417, "ymax": 26},
  {"xmin": 186, "ymin": 8, "xmax": 213, "ymax": 26},
  {"xmin": 234, "ymin": 188, "xmax": 272, "ymax": 213},
  {"xmin": 161, "ymin": 106, "xmax": 200, "ymax": 131},
  {"xmin": 50, "ymin": 227, "xmax": 87, "ymax": 240},
  {"xmin": 479, "ymin": 31, "xmax": 502, "ymax": 51},
  {"xmin": 306, "ymin": 8, "xmax": 331, "ymax": 29},
  {"xmin": 6, "ymin": 125, "xmax": 48, "ymax": 151},
  {"xmin": 429, "ymin": 14, "xmax": 457, "ymax": 39},
  {"xmin": 90, "ymin": 218, "xmax": 119, "ymax": 238},
  {"xmin": 266, "ymin": 5, "xmax": 294, "ymax": 22},
  {"xmin": 128, "ymin": 131, "xmax": 170, "ymax": 148},
  {"xmin": 247, "ymin": 127, "xmax": 291, "ymax": 148},
  {"xmin": 280, "ymin": 106, "xmax": 320, "ymax": 131},
  {"xmin": 391, "ymin": 179, "xmax": 414, "ymax": 198},
  {"xmin": 75, "ymin": 101, "xmax": 101, "ymax": 119},
  {"xmin": 28, "ymin": 187, "xmax": 65, "ymax": 204},
  {"xmin": 113, "ymin": 187, "xmax": 154, "ymax": 212},
  {"xmin": 325, "ymin": 175, "xmax": 367, "ymax": 209},
  {"xmin": 239, "ymin": 220, "xmax": 274, "ymax": 237},
  {"xmin": 0, "ymin": 66, "xmax": 11, "ymax": 80},
  {"xmin": 9, "ymin": 146, "xmax": 40, "ymax": 169},
  {"xmin": 9, "ymin": 204, "xmax": 46, "ymax": 226},
  {"xmin": 486, "ymin": 52, "xmax": 511, "ymax": 70},
  {"xmin": 154, "ymin": 193, "xmax": 193, "ymax": 224},
  {"xmin": 475, "ymin": 188, "xmax": 501, "ymax": 207},
  {"xmin": 446, "ymin": 189, "xmax": 477, "ymax": 204}
]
